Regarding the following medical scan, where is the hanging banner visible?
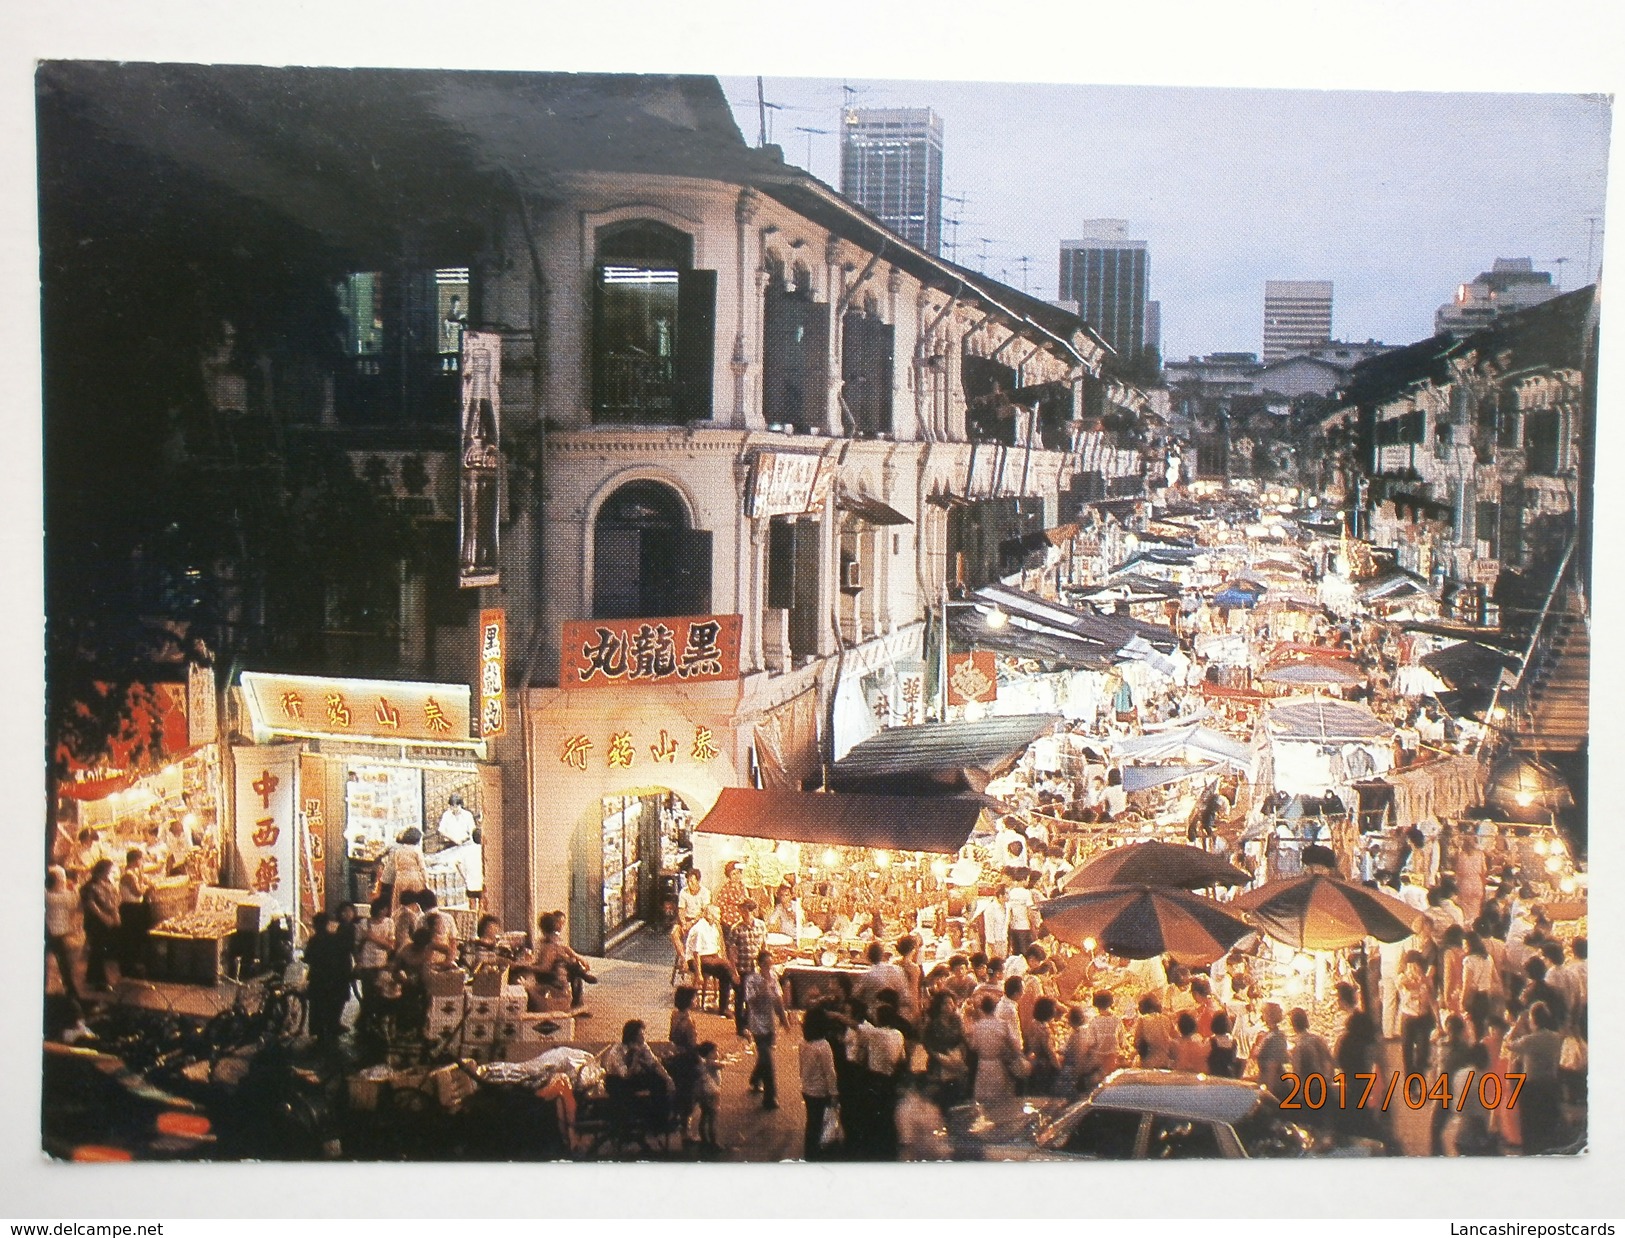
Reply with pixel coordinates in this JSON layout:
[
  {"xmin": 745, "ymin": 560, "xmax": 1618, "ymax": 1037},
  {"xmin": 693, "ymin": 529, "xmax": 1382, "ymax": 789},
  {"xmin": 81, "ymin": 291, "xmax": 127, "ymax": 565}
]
[
  {"xmin": 946, "ymin": 650, "xmax": 998, "ymax": 706},
  {"xmin": 298, "ymin": 752, "xmax": 328, "ymax": 922},
  {"xmin": 894, "ymin": 663, "xmax": 927, "ymax": 727},
  {"xmin": 458, "ymin": 330, "xmax": 502, "ymax": 588},
  {"xmin": 478, "ymin": 607, "xmax": 506, "ymax": 738},
  {"xmin": 233, "ymin": 744, "xmax": 300, "ymax": 914},
  {"xmin": 560, "ymin": 614, "xmax": 743, "ymax": 689}
]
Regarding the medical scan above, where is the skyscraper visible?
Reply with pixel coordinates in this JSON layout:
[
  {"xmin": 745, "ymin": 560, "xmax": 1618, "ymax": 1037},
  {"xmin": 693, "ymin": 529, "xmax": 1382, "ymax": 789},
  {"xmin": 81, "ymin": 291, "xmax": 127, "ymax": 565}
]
[
  {"xmin": 1262, "ymin": 280, "xmax": 1333, "ymax": 362},
  {"xmin": 1435, "ymin": 258, "xmax": 1563, "ymax": 336},
  {"xmin": 1058, "ymin": 221, "xmax": 1150, "ymax": 364},
  {"xmin": 840, "ymin": 108, "xmax": 944, "ymax": 255}
]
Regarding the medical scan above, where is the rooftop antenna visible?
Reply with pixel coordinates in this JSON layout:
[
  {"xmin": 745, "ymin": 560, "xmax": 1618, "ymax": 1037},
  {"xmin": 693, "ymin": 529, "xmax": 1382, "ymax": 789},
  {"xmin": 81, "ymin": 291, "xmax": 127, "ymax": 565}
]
[
  {"xmin": 762, "ymin": 100, "xmax": 785, "ymax": 146},
  {"xmin": 978, "ymin": 236, "xmax": 995, "ymax": 273},
  {"xmin": 942, "ymin": 216, "xmax": 964, "ymax": 262},
  {"xmin": 1584, "ymin": 216, "xmax": 1600, "ymax": 284},
  {"xmin": 1016, "ymin": 255, "xmax": 1031, "ymax": 293},
  {"xmin": 794, "ymin": 126, "xmax": 832, "ymax": 172},
  {"xmin": 756, "ymin": 76, "xmax": 767, "ymax": 147},
  {"xmin": 1550, "ymin": 257, "xmax": 1570, "ymax": 291}
]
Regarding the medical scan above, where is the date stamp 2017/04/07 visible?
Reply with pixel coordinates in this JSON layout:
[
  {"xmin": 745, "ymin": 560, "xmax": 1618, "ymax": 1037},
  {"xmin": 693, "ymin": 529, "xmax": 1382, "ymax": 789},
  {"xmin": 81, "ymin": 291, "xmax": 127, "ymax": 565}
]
[{"xmin": 1278, "ymin": 1071, "xmax": 1526, "ymax": 1112}]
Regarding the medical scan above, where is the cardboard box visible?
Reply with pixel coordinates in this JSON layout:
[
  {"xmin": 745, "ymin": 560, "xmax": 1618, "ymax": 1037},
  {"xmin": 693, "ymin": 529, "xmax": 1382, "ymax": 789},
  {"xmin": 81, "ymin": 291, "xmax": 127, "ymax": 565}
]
[
  {"xmin": 431, "ymin": 996, "xmax": 465, "ymax": 1021},
  {"xmin": 467, "ymin": 997, "xmax": 498, "ymax": 1021},
  {"xmin": 425, "ymin": 971, "xmax": 467, "ymax": 999}
]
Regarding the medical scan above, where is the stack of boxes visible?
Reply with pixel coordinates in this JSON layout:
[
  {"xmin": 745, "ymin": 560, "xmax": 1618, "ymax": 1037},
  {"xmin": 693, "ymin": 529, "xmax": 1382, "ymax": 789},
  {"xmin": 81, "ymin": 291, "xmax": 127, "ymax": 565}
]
[{"xmin": 421, "ymin": 971, "xmax": 576, "ymax": 1061}]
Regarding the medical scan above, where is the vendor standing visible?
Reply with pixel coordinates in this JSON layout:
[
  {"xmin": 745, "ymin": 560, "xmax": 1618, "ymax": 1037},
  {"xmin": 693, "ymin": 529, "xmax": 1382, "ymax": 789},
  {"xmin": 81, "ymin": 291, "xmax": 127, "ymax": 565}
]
[{"xmin": 436, "ymin": 794, "xmax": 476, "ymax": 847}]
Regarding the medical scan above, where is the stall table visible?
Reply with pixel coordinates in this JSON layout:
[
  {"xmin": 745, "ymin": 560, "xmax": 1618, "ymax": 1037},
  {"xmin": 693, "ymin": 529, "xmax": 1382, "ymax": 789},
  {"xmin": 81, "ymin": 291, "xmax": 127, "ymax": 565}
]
[{"xmin": 779, "ymin": 963, "xmax": 866, "ymax": 1010}]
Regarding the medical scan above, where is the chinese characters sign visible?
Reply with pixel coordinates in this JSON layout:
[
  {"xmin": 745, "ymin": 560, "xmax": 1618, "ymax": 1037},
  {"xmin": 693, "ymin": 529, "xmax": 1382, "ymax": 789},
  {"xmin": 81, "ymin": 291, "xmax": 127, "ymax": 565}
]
[
  {"xmin": 298, "ymin": 753, "xmax": 328, "ymax": 923},
  {"xmin": 560, "ymin": 615, "xmax": 743, "ymax": 690},
  {"xmin": 747, "ymin": 451, "xmax": 835, "ymax": 518},
  {"xmin": 233, "ymin": 744, "xmax": 299, "ymax": 912},
  {"xmin": 557, "ymin": 723, "xmax": 723, "ymax": 772},
  {"xmin": 241, "ymin": 672, "xmax": 476, "ymax": 747},
  {"xmin": 459, "ymin": 330, "xmax": 501, "ymax": 588},
  {"xmin": 946, "ymin": 651, "xmax": 998, "ymax": 706},
  {"xmin": 478, "ymin": 608, "xmax": 506, "ymax": 738}
]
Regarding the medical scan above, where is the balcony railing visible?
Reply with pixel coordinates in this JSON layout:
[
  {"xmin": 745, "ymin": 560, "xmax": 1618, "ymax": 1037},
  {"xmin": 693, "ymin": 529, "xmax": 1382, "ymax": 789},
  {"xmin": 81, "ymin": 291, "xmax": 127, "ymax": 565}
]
[{"xmin": 594, "ymin": 351, "xmax": 679, "ymax": 424}]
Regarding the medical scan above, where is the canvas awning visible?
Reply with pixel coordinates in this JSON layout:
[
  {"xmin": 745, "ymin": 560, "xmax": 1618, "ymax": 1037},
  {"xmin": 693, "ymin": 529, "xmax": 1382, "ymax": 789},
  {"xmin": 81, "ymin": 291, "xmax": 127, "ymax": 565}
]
[
  {"xmin": 838, "ymin": 492, "xmax": 913, "ymax": 526},
  {"xmin": 827, "ymin": 713, "xmax": 1059, "ymax": 795},
  {"xmin": 695, "ymin": 787, "xmax": 981, "ymax": 854}
]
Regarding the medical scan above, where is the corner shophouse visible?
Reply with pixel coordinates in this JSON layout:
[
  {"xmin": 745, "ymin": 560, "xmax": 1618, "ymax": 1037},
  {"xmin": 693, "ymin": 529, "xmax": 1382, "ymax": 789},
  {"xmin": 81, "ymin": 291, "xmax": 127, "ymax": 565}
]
[{"xmin": 494, "ymin": 136, "xmax": 1146, "ymax": 956}]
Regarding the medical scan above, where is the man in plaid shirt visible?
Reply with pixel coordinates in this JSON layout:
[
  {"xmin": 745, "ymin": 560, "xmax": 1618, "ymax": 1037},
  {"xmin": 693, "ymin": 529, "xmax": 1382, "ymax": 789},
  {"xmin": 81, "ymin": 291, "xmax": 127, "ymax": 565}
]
[{"xmin": 727, "ymin": 899, "xmax": 767, "ymax": 1036}]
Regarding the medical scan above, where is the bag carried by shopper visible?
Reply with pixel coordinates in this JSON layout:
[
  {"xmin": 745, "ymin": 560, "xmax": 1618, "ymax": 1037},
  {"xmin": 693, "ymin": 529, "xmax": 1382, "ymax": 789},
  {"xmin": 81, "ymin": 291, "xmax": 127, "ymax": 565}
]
[{"xmin": 820, "ymin": 1102, "xmax": 843, "ymax": 1150}]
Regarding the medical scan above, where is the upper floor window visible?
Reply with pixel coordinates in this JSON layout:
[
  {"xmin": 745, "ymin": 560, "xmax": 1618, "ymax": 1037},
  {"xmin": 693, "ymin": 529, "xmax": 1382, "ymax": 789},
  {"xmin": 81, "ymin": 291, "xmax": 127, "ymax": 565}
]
[
  {"xmin": 592, "ymin": 480, "xmax": 713, "ymax": 620},
  {"xmin": 842, "ymin": 306, "xmax": 894, "ymax": 438},
  {"xmin": 334, "ymin": 266, "xmax": 469, "ymax": 427},
  {"xmin": 593, "ymin": 222, "xmax": 715, "ymax": 425},
  {"xmin": 762, "ymin": 265, "xmax": 829, "ymax": 433}
]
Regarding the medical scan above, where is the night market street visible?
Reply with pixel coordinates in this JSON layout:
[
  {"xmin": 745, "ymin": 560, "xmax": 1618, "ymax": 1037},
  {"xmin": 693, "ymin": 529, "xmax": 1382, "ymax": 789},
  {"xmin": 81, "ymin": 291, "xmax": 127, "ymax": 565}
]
[{"xmin": 39, "ymin": 64, "xmax": 1596, "ymax": 1167}]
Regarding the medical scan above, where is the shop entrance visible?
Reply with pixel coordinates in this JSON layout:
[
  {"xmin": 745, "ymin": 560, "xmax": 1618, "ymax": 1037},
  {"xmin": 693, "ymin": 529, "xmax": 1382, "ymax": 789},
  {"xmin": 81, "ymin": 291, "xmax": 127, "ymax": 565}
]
[
  {"xmin": 340, "ymin": 756, "xmax": 486, "ymax": 912},
  {"xmin": 600, "ymin": 789, "xmax": 694, "ymax": 939}
]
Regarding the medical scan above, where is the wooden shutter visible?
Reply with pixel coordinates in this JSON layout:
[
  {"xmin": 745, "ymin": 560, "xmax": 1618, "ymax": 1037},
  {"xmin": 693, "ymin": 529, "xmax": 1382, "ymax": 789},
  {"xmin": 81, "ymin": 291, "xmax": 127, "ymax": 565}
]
[{"xmin": 675, "ymin": 268, "xmax": 717, "ymax": 424}]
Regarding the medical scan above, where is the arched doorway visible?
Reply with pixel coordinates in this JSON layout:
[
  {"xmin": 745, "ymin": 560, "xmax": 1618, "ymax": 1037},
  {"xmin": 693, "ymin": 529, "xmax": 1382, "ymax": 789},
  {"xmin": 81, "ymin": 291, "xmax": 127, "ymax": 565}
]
[{"xmin": 592, "ymin": 479, "xmax": 713, "ymax": 619}]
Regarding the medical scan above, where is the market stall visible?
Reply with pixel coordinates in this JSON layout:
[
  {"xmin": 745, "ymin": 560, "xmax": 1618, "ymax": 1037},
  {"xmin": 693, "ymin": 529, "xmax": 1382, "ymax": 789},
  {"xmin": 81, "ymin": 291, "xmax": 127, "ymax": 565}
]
[{"xmin": 691, "ymin": 787, "xmax": 986, "ymax": 1005}]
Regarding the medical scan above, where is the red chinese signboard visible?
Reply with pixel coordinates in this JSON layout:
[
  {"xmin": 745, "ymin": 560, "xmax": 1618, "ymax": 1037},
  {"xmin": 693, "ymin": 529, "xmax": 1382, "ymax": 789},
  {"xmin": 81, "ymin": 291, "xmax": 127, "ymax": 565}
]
[
  {"xmin": 560, "ymin": 614, "xmax": 743, "ymax": 690},
  {"xmin": 946, "ymin": 650, "xmax": 998, "ymax": 706},
  {"xmin": 478, "ymin": 608, "xmax": 506, "ymax": 738}
]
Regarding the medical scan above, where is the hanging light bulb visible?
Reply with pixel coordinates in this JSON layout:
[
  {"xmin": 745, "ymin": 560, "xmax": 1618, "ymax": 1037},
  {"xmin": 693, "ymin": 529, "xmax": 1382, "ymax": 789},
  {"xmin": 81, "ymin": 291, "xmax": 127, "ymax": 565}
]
[
  {"xmin": 822, "ymin": 849, "xmax": 838, "ymax": 868},
  {"xmin": 1559, "ymin": 875, "xmax": 1578, "ymax": 895},
  {"xmin": 1544, "ymin": 856, "xmax": 1562, "ymax": 874},
  {"xmin": 984, "ymin": 607, "xmax": 1009, "ymax": 630},
  {"xmin": 874, "ymin": 851, "xmax": 891, "ymax": 869}
]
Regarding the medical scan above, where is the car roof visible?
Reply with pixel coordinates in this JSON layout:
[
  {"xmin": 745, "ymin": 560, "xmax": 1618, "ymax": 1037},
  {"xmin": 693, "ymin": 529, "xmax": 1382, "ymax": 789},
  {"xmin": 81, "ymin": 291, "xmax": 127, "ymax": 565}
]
[{"xmin": 1086, "ymin": 1069, "xmax": 1270, "ymax": 1125}]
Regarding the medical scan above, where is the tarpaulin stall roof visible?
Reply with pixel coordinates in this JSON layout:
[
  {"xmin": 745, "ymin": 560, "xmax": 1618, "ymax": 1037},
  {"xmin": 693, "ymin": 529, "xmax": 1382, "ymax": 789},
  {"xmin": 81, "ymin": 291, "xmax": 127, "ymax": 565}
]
[
  {"xmin": 971, "ymin": 583, "xmax": 1179, "ymax": 653},
  {"xmin": 695, "ymin": 787, "xmax": 982, "ymax": 855},
  {"xmin": 1420, "ymin": 640, "xmax": 1520, "ymax": 690},
  {"xmin": 945, "ymin": 610, "xmax": 1116, "ymax": 670},
  {"xmin": 826, "ymin": 713, "xmax": 1060, "ymax": 795},
  {"xmin": 1258, "ymin": 660, "xmax": 1364, "ymax": 687},
  {"xmin": 1123, "ymin": 762, "xmax": 1220, "ymax": 793},
  {"xmin": 1267, "ymin": 698, "xmax": 1391, "ymax": 742},
  {"xmin": 1113, "ymin": 723, "xmax": 1256, "ymax": 773}
]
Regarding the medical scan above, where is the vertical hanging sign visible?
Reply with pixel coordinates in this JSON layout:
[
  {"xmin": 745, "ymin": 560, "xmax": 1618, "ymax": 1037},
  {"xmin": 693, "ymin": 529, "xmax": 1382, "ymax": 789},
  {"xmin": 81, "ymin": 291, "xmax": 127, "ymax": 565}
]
[
  {"xmin": 459, "ymin": 330, "xmax": 502, "ymax": 588},
  {"xmin": 233, "ymin": 744, "xmax": 300, "ymax": 914},
  {"xmin": 478, "ymin": 608, "xmax": 506, "ymax": 738},
  {"xmin": 298, "ymin": 752, "xmax": 329, "ymax": 923}
]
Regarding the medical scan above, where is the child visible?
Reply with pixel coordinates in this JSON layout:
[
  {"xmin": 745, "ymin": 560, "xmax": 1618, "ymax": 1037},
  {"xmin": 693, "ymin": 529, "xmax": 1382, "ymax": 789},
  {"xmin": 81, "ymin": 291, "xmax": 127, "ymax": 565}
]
[{"xmin": 695, "ymin": 1041, "xmax": 722, "ymax": 1150}]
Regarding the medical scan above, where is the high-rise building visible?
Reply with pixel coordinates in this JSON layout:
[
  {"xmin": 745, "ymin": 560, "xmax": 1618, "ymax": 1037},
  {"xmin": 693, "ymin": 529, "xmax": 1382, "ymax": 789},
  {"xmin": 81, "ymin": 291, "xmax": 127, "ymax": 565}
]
[
  {"xmin": 1058, "ymin": 221, "xmax": 1150, "ymax": 364},
  {"xmin": 1144, "ymin": 300, "xmax": 1162, "ymax": 360},
  {"xmin": 1435, "ymin": 258, "xmax": 1563, "ymax": 336},
  {"xmin": 840, "ymin": 107, "xmax": 944, "ymax": 255},
  {"xmin": 1262, "ymin": 280, "xmax": 1333, "ymax": 362}
]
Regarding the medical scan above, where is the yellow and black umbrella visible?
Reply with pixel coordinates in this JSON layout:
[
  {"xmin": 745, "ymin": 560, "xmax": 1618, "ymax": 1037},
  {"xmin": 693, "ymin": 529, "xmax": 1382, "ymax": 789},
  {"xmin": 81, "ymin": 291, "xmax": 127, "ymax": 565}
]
[
  {"xmin": 1038, "ymin": 885, "xmax": 1255, "ymax": 964},
  {"xmin": 1232, "ymin": 873, "xmax": 1421, "ymax": 951}
]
